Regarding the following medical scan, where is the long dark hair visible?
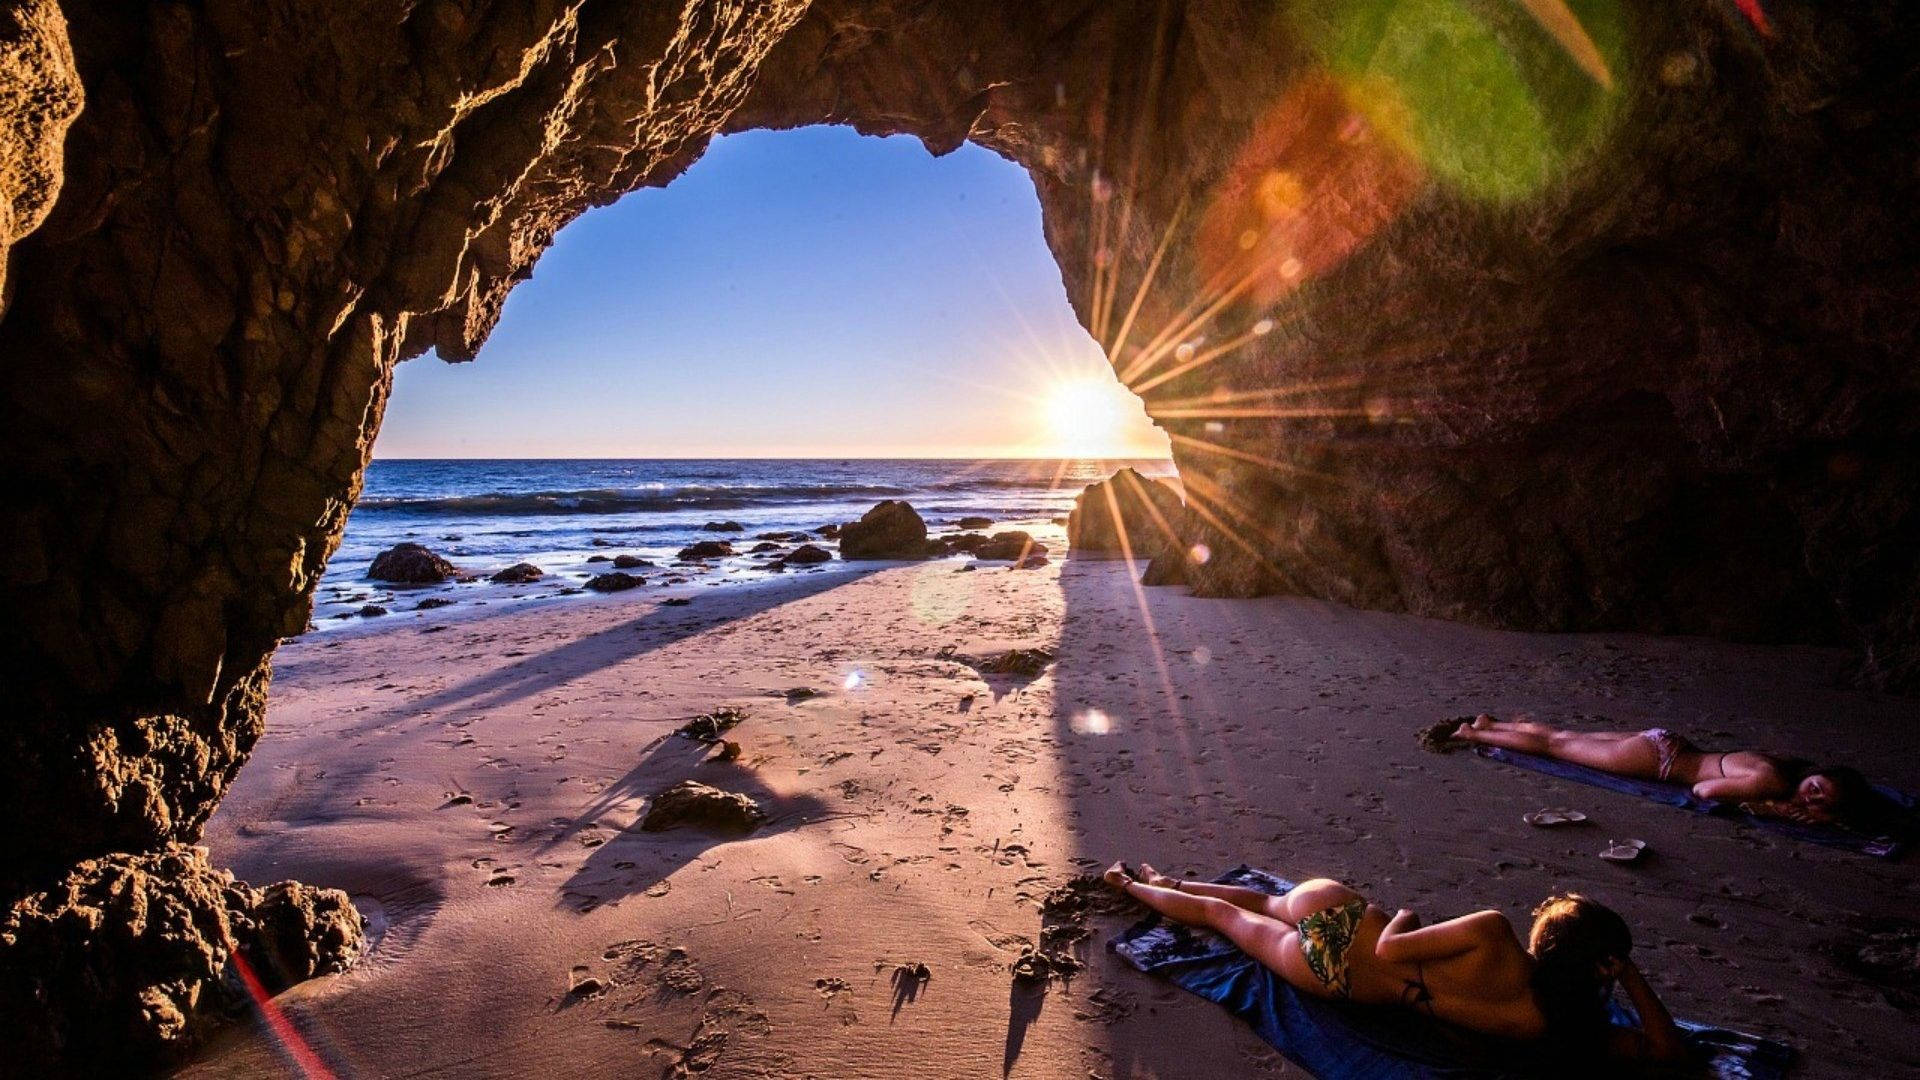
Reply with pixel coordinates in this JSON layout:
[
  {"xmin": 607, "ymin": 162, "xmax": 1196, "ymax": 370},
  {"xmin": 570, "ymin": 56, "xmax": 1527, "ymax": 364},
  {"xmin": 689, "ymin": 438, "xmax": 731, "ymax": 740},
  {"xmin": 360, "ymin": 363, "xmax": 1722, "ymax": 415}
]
[
  {"xmin": 1780, "ymin": 760, "xmax": 1880, "ymax": 829},
  {"xmin": 1528, "ymin": 893, "xmax": 1630, "ymax": 1057}
]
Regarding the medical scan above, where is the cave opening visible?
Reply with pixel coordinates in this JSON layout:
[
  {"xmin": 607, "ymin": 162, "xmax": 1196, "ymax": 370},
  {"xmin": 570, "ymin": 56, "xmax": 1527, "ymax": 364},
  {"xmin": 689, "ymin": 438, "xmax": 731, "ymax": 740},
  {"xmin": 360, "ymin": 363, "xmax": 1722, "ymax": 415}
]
[{"xmin": 310, "ymin": 124, "xmax": 1173, "ymax": 624}]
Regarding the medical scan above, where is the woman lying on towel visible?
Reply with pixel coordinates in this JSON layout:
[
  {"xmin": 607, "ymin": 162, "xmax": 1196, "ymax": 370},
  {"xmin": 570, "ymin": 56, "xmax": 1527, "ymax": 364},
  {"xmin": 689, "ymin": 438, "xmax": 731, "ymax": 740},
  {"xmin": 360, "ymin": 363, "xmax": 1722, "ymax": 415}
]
[
  {"xmin": 1103, "ymin": 864, "xmax": 1687, "ymax": 1062},
  {"xmin": 1448, "ymin": 714, "xmax": 1873, "ymax": 826}
]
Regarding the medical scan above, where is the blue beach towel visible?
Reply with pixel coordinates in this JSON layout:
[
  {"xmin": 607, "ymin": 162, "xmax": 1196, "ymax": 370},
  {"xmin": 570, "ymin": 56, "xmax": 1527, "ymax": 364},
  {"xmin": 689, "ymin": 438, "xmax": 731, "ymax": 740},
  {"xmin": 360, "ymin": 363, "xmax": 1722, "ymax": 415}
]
[
  {"xmin": 1109, "ymin": 866, "xmax": 1795, "ymax": 1080},
  {"xmin": 1472, "ymin": 746, "xmax": 1915, "ymax": 859}
]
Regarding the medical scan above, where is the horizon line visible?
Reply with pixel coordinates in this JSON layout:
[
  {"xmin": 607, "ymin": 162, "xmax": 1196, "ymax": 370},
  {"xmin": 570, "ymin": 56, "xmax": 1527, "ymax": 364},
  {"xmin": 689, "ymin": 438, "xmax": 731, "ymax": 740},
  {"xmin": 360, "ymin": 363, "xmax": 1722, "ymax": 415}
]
[{"xmin": 370, "ymin": 452, "xmax": 1176, "ymax": 462}]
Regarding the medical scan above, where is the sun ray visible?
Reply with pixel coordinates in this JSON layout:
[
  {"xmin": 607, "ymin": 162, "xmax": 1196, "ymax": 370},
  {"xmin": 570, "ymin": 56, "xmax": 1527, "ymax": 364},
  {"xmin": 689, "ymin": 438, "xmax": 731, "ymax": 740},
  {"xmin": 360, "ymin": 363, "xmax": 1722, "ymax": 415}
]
[{"xmin": 1517, "ymin": 0, "xmax": 1616, "ymax": 90}]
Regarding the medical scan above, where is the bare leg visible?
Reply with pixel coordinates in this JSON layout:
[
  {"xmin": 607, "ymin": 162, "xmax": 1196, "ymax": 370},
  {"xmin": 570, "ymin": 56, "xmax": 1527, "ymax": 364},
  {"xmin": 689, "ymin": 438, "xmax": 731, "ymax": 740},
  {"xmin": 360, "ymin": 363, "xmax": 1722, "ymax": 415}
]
[
  {"xmin": 1137, "ymin": 863, "xmax": 1294, "ymax": 923},
  {"xmin": 1105, "ymin": 864, "xmax": 1295, "ymax": 970},
  {"xmin": 1458, "ymin": 720, "xmax": 1662, "ymax": 779}
]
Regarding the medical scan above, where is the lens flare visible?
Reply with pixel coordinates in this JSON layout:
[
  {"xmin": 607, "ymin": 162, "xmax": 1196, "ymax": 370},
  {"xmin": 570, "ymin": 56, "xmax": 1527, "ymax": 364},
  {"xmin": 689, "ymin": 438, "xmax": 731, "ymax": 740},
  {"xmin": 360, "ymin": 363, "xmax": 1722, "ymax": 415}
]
[{"xmin": 1070, "ymin": 708, "xmax": 1115, "ymax": 735}]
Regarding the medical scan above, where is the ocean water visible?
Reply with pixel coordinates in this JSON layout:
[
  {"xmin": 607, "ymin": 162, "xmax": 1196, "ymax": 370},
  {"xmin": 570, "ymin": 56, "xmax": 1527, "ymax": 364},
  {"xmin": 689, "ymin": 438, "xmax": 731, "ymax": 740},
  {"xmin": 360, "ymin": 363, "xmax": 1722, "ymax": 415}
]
[{"xmin": 310, "ymin": 458, "xmax": 1174, "ymax": 625}]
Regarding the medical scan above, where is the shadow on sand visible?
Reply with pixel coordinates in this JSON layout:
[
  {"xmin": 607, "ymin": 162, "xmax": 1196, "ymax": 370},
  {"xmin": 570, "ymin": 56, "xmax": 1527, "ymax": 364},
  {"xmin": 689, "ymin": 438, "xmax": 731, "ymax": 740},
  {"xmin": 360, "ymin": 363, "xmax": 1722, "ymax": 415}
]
[
  {"xmin": 393, "ymin": 565, "xmax": 889, "ymax": 723},
  {"xmin": 544, "ymin": 724, "xmax": 834, "ymax": 912}
]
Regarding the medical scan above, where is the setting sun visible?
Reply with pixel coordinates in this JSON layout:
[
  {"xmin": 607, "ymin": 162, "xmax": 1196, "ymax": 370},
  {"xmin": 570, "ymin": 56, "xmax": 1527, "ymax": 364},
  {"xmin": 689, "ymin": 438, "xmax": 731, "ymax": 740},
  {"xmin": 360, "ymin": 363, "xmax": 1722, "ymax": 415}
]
[{"xmin": 1044, "ymin": 376, "xmax": 1160, "ymax": 458}]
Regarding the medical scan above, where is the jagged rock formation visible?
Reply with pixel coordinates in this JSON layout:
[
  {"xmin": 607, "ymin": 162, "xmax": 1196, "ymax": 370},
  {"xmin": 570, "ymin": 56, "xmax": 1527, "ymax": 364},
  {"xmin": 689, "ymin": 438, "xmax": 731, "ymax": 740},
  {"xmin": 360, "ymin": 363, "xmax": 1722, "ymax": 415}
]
[
  {"xmin": 0, "ymin": 846, "xmax": 363, "ymax": 1068},
  {"xmin": 0, "ymin": 0, "xmax": 81, "ymax": 297},
  {"xmin": 1, "ymin": 0, "xmax": 1916, "ymax": 1067},
  {"xmin": 1069, "ymin": 468, "xmax": 1188, "ymax": 558}
]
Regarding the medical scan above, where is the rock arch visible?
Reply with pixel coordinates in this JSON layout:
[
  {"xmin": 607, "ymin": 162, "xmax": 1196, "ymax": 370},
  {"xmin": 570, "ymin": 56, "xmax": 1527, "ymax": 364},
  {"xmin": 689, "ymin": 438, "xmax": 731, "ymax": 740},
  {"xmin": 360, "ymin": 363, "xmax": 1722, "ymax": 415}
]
[{"xmin": 2, "ymin": 0, "xmax": 1916, "ymax": 1065}]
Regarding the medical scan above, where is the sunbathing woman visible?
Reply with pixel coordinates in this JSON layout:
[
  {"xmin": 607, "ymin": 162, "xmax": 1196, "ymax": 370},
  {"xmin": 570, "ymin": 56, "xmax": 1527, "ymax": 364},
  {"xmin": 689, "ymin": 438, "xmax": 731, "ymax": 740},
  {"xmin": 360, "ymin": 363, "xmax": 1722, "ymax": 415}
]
[
  {"xmin": 1449, "ymin": 714, "xmax": 1873, "ymax": 825},
  {"xmin": 1103, "ymin": 863, "xmax": 1687, "ymax": 1061}
]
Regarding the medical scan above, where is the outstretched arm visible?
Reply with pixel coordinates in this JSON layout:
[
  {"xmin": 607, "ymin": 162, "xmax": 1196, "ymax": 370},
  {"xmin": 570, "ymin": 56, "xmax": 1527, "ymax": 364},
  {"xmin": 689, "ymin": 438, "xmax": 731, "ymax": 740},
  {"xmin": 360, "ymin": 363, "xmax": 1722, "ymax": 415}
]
[
  {"xmin": 1374, "ymin": 909, "xmax": 1509, "ymax": 963},
  {"xmin": 1606, "ymin": 960, "xmax": 1688, "ymax": 1062}
]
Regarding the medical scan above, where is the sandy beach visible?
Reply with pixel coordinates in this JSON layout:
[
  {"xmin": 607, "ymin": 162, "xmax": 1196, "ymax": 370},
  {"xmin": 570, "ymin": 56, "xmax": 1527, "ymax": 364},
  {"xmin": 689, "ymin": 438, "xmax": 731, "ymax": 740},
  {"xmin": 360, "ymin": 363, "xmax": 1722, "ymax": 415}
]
[{"xmin": 182, "ymin": 557, "xmax": 1920, "ymax": 1079}]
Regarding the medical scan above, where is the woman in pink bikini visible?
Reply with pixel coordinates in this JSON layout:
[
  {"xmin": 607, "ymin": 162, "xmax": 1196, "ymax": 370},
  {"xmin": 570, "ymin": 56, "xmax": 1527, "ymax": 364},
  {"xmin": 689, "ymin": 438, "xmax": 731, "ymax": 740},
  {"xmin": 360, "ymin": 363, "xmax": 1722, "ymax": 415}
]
[{"xmin": 1449, "ymin": 714, "xmax": 1873, "ymax": 825}]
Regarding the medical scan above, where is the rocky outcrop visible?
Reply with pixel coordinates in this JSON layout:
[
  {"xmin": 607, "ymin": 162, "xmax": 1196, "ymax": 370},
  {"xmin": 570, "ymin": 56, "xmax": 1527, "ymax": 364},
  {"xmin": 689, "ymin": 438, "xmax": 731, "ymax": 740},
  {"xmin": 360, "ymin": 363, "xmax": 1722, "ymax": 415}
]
[
  {"xmin": 1, "ymin": 0, "xmax": 1917, "ymax": 1067},
  {"xmin": 0, "ymin": 846, "xmax": 363, "ymax": 1072},
  {"xmin": 838, "ymin": 500, "xmax": 928, "ymax": 559},
  {"xmin": 369, "ymin": 543, "xmax": 460, "ymax": 584},
  {"xmin": 1069, "ymin": 469, "xmax": 1186, "ymax": 558},
  {"xmin": 677, "ymin": 540, "xmax": 734, "ymax": 560},
  {"xmin": 611, "ymin": 554, "xmax": 654, "ymax": 570},
  {"xmin": 488, "ymin": 562, "xmax": 543, "ymax": 584}
]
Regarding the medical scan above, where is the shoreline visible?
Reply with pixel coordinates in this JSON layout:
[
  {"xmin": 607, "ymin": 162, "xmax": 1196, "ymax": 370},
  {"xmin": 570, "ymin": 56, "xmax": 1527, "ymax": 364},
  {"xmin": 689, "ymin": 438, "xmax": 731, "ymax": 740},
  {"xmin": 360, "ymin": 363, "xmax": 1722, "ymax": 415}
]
[{"xmin": 190, "ymin": 557, "xmax": 1920, "ymax": 1078}]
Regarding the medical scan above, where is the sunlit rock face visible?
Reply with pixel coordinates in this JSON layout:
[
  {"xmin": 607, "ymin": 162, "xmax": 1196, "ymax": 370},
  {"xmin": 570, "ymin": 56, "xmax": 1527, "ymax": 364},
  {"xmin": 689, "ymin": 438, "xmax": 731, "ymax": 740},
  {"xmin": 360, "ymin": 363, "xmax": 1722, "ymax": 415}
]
[{"xmin": 0, "ymin": 0, "xmax": 1914, "ymax": 1062}]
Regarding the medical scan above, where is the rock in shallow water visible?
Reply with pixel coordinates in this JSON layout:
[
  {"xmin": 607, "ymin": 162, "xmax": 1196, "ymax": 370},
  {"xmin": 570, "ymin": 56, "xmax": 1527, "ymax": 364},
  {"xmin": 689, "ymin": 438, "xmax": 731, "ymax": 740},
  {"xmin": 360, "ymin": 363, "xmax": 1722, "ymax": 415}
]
[
  {"xmin": 489, "ymin": 562, "xmax": 543, "ymax": 583},
  {"xmin": 368, "ymin": 542, "xmax": 460, "ymax": 583},
  {"xmin": 973, "ymin": 531, "xmax": 1048, "ymax": 561},
  {"xmin": 585, "ymin": 572, "xmax": 644, "ymax": 592},
  {"xmin": 640, "ymin": 781, "xmax": 765, "ymax": 833},
  {"xmin": 838, "ymin": 500, "xmax": 928, "ymax": 559},
  {"xmin": 785, "ymin": 543, "xmax": 832, "ymax": 565},
  {"xmin": 0, "ymin": 846, "xmax": 364, "ymax": 1070},
  {"xmin": 677, "ymin": 540, "xmax": 734, "ymax": 560}
]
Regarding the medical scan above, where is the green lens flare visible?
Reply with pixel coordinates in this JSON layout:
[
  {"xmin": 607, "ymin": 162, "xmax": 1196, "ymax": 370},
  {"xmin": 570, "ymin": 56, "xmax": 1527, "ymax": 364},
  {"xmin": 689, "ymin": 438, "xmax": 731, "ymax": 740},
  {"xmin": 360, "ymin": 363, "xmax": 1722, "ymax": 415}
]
[{"xmin": 1296, "ymin": 0, "xmax": 1625, "ymax": 201}]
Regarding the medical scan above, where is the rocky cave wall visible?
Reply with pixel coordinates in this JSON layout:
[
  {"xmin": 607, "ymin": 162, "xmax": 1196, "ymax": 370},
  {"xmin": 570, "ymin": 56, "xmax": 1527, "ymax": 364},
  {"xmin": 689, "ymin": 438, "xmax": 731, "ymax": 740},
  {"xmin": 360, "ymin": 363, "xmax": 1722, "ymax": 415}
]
[{"xmin": 0, "ymin": 0, "xmax": 1916, "ymax": 1062}]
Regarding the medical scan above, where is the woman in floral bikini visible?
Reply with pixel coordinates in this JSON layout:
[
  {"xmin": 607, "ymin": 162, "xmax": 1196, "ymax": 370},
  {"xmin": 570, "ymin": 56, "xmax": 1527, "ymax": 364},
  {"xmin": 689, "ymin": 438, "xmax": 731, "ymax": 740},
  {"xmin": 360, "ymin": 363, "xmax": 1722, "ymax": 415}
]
[{"xmin": 1102, "ymin": 863, "xmax": 1686, "ymax": 1061}]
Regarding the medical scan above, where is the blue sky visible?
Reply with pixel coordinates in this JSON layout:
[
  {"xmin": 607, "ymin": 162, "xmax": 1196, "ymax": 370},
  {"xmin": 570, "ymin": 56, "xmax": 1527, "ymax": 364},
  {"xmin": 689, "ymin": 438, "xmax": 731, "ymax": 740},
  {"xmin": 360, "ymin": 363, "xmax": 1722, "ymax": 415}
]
[{"xmin": 378, "ymin": 126, "xmax": 1169, "ymax": 459}]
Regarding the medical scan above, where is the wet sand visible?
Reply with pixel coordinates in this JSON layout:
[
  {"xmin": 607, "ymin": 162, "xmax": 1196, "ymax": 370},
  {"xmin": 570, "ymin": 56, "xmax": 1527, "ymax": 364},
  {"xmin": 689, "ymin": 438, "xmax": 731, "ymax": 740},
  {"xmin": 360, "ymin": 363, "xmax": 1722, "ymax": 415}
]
[{"xmin": 184, "ymin": 557, "xmax": 1920, "ymax": 1078}]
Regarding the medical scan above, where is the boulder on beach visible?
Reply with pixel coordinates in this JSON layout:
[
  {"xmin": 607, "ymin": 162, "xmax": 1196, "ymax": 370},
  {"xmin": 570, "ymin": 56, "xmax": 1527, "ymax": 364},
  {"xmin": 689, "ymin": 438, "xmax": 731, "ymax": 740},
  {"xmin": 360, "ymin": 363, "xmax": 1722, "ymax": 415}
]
[
  {"xmin": 612, "ymin": 554, "xmax": 654, "ymax": 569},
  {"xmin": 368, "ymin": 542, "xmax": 459, "ymax": 583},
  {"xmin": 838, "ymin": 500, "xmax": 928, "ymax": 559},
  {"xmin": 973, "ymin": 531, "xmax": 1048, "ymax": 562},
  {"xmin": 756, "ymin": 531, "xmax": 810, "ymax": 542},
  {"xmin": 640, "ymin": 781, "xmax": 765, "ymax": 833},
  {"xmin": 586, "ymin": 555, "xmax": 610, "ymax": 563},
  {"xmin": 357, "ymin": 604, "xmax": 388, "ymax": 617},
  {"xmin": 585, "ymin": 572, "xmax": 644, "ymax": 592},
  {"xmin": 749, "ymin": 541, "xmax": 782, "ymax": 554},
  {"xmin": 489, "ymin": 562, "xmax": 543, "ymax": 584},
  {"xmin": 1067, "ymin": 468, "xmax": 1186, "ymax": 556},
  {"xmin": 415, "ymin": 597, "xmax": 455, "ymax": 610},
  {"xmin": 944, "ymin": 532, "xmax": 990, "ymax": 553},
  {"xmin": 677, "ymin": 540, "xmax": 734, "ymax": 560},
  {"xmin": 957, "ymin": 516, "xmax": 993, "ymax": 530},
  {"xmin": 816, "ymin": 523, "xmax": 841, "ymax": 539},
  {"xmin": 785, "ymin": 544, "xmax": 832, "ymax": 565},
  {"xmin": 703, "ymin": 520, "xmax": 746, "ymax": 532}
]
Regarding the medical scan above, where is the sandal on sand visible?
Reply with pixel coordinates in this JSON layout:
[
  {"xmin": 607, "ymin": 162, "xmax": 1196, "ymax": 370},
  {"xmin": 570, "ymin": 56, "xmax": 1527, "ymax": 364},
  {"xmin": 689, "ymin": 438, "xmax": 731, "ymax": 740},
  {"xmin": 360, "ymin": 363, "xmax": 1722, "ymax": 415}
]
[
  {"xmin": 1598, "ymin": 839, "xmax": 1648, "ymax": 863},
  {"xmin": 1523, "ymin": 808, "xmax": 1589, "ymax": 827},
  {"xmin": 1415, "ymin": 717, "xmax": 1476, "ymax": 754}
]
